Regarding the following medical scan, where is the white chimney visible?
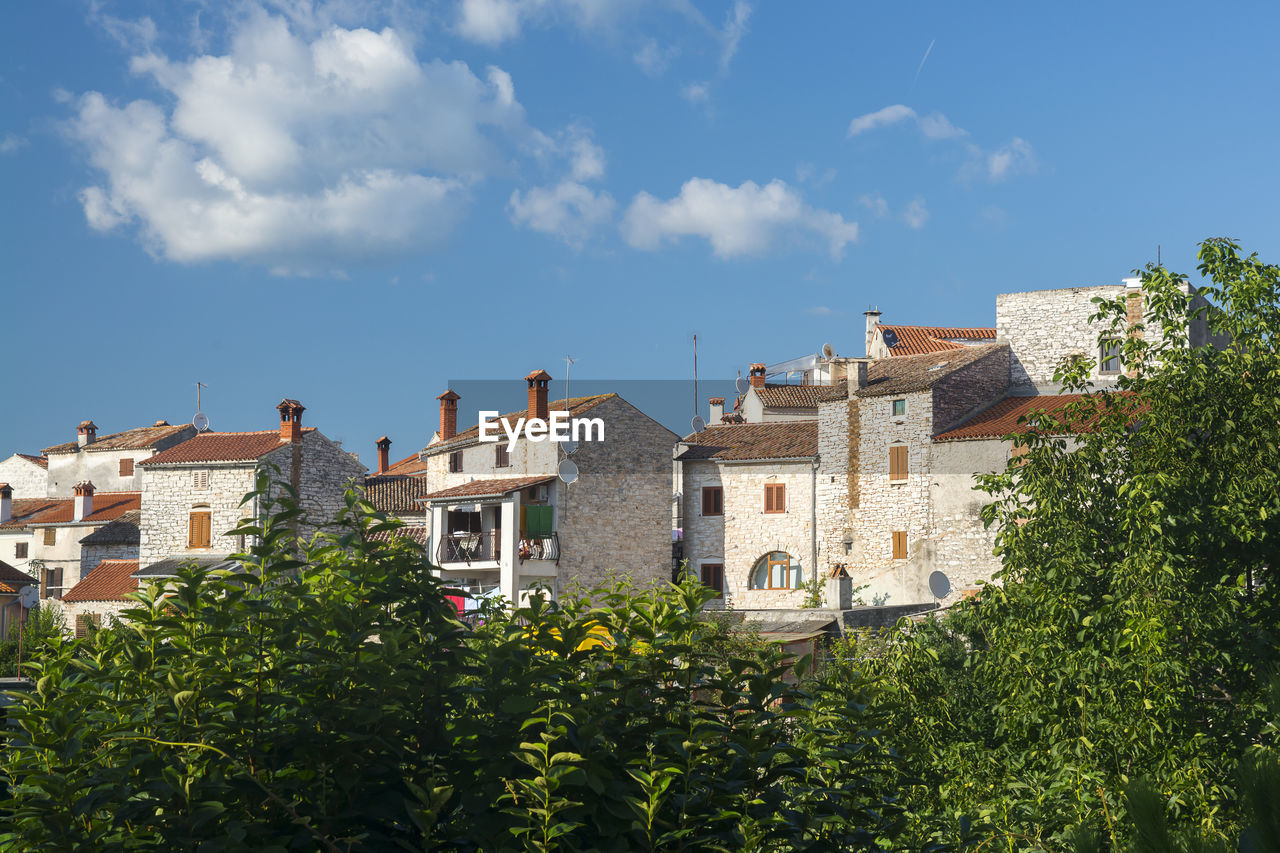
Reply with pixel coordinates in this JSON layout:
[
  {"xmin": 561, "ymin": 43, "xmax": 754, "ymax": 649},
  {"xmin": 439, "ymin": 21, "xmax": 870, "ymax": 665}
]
[
  {"xmin": 74, "ymin": 481, "xmax": 95, "ymax": 521},
  {"xmin": 864, "ymin": 308, "xmax": 882, "ymax": 358},
  {"xmin": 0, "ymin": 484, "xmax": 11, "ymax": 524},
  {"xmin": 709, "ymin": 397, "xmax": 724, "ymax": 424},
  {"xmin": 77, "ymin": 420, "xmax": 98, "ymax": 447}
]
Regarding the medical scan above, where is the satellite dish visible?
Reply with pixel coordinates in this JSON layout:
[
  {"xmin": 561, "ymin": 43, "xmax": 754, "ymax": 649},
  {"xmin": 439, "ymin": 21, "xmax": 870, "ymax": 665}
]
[
  {"xmin": 557, "ymin": 459, "xmax": 578, "ymax": 485},
  {"xmin": 928, "ymin": 571, "xmax": 951, "ymax": 599},
  {"xmin": 562, "ymin": 439, "xmax": 579, "ymax": 455},
  {"xmin": 19, "ymin": 585, "xmax": 38, "ymax": 609},
  {"xmin": 821, "ymin": 342, "xmax": 836, "ymax": 360},
  {"xmin": 192, "ymin": 412, "xmax": 210, "ymax": 432},
  {"xmin": 735, "ymin": 376, "xmax": 750, "ymax": 395},
  {"xmin": 691, "ymin": 415, "xmax": 707, "ymax": 434}
]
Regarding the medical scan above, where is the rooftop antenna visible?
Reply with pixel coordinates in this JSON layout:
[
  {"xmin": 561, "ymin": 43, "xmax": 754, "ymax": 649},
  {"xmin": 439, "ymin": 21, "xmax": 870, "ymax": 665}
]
[
  {"xmin": 1157, "ymin": 244, "xmax": 1162, "ymax": 266},
  {"xmin": 691, "ymin": 334, "xmax": 706, "ymax": 434},
  {"xmin": 193, "ymin": 382, "xmax": 210, "ymax": 433}
]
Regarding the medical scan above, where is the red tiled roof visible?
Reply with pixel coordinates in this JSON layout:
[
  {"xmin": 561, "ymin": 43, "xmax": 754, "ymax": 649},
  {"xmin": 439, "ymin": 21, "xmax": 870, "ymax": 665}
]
[
  {"xmin": 368, "ymin": 526, "xmax": 428, "ymax": 546},
  {"xmin": 63, "ymin": 559, "xmax": 139, "ymax": 603},
  {"xmin": 1, "ymin": 493, "xmax": 141, "ymax": 529},
  {"xmin": 755, "ymin": 384, "xmax": 828, "ymax": 409},
  {"xmin": 878, "ymin": 325, "xmax": 997, "ymax": 357},
  {"xmin": 857, "ymin": 344, "xmax": 1007, "ymax": 397},
  {"xmin": 43, "ymin": 423, "xmax": 192, "ymax": 455},
  {"xmin": 933, "ymin": 393, "xmax": 1135, "ymax": 441},
  {"xmin": 139, "ymin": 429, "xmax": 315, "ymax": 466},
  {"xmin": 421, "ymin": 395, "xmax": 615, "ymax": 457},
  {"xmin": 0, "ymin": 560, "xmax": 37, "ymax": 594},
  {"xmin": 422, "ymin": 476, "xmax": 555, "ymax": 501},
  {"xmin": 382, "ymin": 453, "xmax": 427, "ymax": 477},
  {"xmin": 16, "ymin": 453, "xmax": 48, "ymax": 469},
  {"xmin": 678, "ymin": 421, "xmax": 818, "ymax": 462},
  {"xmin": 363, "ymin": 474, "xmax": 432, "ymax": 514}
]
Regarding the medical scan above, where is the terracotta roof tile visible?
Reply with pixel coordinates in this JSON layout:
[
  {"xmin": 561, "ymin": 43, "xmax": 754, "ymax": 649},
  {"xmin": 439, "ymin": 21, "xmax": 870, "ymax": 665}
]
[
  {"xmin": 16, "ymin": 453, "xmax": 48, "ymax": 469},
  {"xmin": 878, "ymin": 324, "xmax": 997, "ymax": 357},
  {"xmin": 421, "ymin": 395, "xmax": 614, "ymax": 457},
  {"xmin": 363, "ymin": 475, "xmax": 431, "ymax": 514},
  {"xmin": 43, "ymin": 423, "xmax": 192, "ymax": 455},
  {"xmin": 368, "ymin": 526, "xmax": 428, "ymax": 546},
  {"xmin": 382, "ymin": 453, "xmax": 428, "ymax": 476},
  {"xmin": 79, "ymin": 510, "xmax": 141, "ymax": 546},
  {"xmin": 63, "ymin": 559, "xmax": 139, "ymax": 603},
  {"xmin": 933, "ymin": 392, "xmax": 1135, "ymax": 441},
  {"xmin": 678, "ymin": 421, "xmax": 818, "ymax": 462},
  {"xmin": 422, "ymin": 476, "xmax": 555, "ymax": 501},
  {"xmin": 754, "ymin": 384, "xmax": 830, "ymax": 409},
  {"xmin": 139, "ymin": 429, "xmax": 314, "ymax": 466},
  {"xmin": 1, "ymin": 493, "xmax": 141, "ymax": 529},
  {"xmin": 856, "ymin": 344, "xmax": 1007, "ymax": 397},
  {"xmin": 0, "ymin": 560, "xmax": 37, "ymax": 594}
]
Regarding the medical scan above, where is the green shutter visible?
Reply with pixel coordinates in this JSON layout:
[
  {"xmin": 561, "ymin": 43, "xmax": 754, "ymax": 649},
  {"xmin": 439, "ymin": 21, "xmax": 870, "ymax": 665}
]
[{"xmin": 525, "ymin": 505, "xmax": 553, "ymax": 537}]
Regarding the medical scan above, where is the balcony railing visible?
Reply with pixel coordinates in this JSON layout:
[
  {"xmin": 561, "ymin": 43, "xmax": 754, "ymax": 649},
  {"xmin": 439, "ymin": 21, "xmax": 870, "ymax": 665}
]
[
  {"xmin": 437, "ymin": 531, "xmax": 500, "ymax": 565},
  {"xmin": 519, "ymin": 533, "xmax": 559, "ymax": 565}
]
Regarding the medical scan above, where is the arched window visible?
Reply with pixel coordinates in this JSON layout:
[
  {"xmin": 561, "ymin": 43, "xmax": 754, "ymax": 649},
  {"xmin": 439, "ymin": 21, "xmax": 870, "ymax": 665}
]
[{"xmin": 749, "ymin": 551, "xmax": 802, "ymax": 590}]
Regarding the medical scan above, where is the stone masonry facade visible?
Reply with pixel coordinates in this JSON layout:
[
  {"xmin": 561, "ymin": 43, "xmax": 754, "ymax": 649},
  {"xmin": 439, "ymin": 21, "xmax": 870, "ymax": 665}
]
[{"xmin": 996, "ymin": 285, "xmax": 1129, "ymax": 389}]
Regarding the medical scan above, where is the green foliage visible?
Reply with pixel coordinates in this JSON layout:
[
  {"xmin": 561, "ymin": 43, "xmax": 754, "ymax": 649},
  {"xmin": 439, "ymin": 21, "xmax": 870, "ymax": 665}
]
[
  {"xmin": 0, "ymin": 473, "xmax": 908, "ymax": 850},
  {"xmin": 799, "ymin": 577, "xmax": 825, "ymax": 608},
  {"xmin": 837, "ymin": 239, "xmax": 1280, "ymax": 848},
  {"xmin": 0, "ymin": 604, "xmax": 67, "ymax": 674}
]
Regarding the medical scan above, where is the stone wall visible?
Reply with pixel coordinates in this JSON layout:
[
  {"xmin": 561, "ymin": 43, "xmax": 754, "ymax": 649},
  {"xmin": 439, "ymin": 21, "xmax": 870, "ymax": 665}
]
[
  {"xmin": 679, "ymin": 459, "xmax": 725, "ymax": 585},
  {"xmin": 931, "ymin": 346, "xmax": 1010, "ymax": 433},
  {"xmin": 816, "ymin": 393, "xmax": 855, "ymax": 578},
  {"xmin": 928, "ymin": 438, "xmax": 1008, "ymax": 601},
  {"xmin": 80, "ymin": 542, "xmax": 140, "ymax": 581},
  {"xmin": 262, "ymin": 431, "xmax": 367, "ymax": 542},
  {"xmin": 996, "ymin": 285, "xmax": 1127, "ymax": 388},
  {"xmin": 0, "ymin": 455, "xmax": 48, "ymax": 498},
  {"xmin": 139, "ymin": 465, "xmax": 259, "ymax": 566}
]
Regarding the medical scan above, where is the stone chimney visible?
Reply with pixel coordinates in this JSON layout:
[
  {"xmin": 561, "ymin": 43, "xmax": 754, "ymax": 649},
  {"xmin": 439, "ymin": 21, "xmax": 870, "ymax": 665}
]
[
  {"xmin": 437, "ymin": 390, "xmax": 460, "ymax": 441},
  {"xmin": 525, "ymin": 369, "xmax": 552, "ymax": 422},
  {"xmin": 376, "ymin": 435, "xmax": 391, "ymax": 474},
  {"xmin": 749, "ymin": 363, "xmax": 767, "ymax": 390},
  {"xmin": 74, "ymin": 481, "xmax": 95, "ymax": 521},
  {"xmin": 77, "ymin": 420, "xmax": 98, "ymax": 447},
  {"xmin": 864, "ymin": 308, "xmax": 882, "ymax": 358},
  {"xmin": 277, "ymin": 399, "xmax": 306, "ymax": 444},
  {"xmin": 0, "ymin": 484, "xmax": 11, "ymax": 524},
  {"xmin": 853, "ymin": 360, "xmax": 869, "ymax": 389},
  {"xmin": 709, "ymin": 397, "xmax": 724, "ymax": 424}
]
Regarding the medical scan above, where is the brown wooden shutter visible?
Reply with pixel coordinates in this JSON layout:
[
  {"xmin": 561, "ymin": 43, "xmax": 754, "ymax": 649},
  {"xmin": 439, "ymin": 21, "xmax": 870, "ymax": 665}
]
[
  {"xmin": 700, "ymin": 563, "xmax": 724, "ymax": 597},
  {"xmin": 190, "ymin": 511, "xmax": 212, "ymax": 548},
  {"xmin": 701, "ymin": 487, "xmax": 722, "ymax": 516},
  {"xmin": 43, "ymin": 528, "xmax": 56, "ymax": 546},
  {"xmin": 75, "ymin": 614, "xmax": 88, "ymax": 639},
  {"xmin": 892, "ymin": 531, "xmax": 908, "ymax": 559},
  {"xmin": 119, "ymin": 458, "xmax": 134, "ymax": 476},
  {"xmin": 764, "ymin": 483, "xmax": 786, "ymax": 513},
  {"xmin": 889, "ymin": 445, "xmax": 908, "ymax": 480}
]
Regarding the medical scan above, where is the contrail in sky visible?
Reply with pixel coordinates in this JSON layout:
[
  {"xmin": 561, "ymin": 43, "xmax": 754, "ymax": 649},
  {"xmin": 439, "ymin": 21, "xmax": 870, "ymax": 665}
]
[{"xmin": 911, "ymin": 38, "xmax": 935, "ymax": 91}]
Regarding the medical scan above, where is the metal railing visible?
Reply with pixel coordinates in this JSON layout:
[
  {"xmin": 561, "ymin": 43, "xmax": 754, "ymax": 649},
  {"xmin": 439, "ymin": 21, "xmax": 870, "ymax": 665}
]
[
  {"xmin": 436, "ymin": 531, "xmax": 500, "ymax": 565},
  {"xmin": 518, "ymin": 533, "xmax": 559, "ymax": 564}
]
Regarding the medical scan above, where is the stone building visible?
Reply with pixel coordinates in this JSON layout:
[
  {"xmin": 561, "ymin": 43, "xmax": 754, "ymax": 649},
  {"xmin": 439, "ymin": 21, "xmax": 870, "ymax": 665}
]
[
  {"xmin": 41, "ymin": 420, "xmax": 196, "ymax": 497},
  {"xmin": 361, "ymin": 435, "xmax": 430, "ymax": 546},
  {"xmin": 676, "ymin": 422, "xmax": 819, "ymax": 610},
  {"xmin": 135, "ymin": 399, "xmax": 367, "ymax": 570},
  {"xmin": 59, "ymin": 558, "xmax": 140, "ymax": 637},
  {"xmin": 415, "ymin": 370, "xmax": 677, "ymax": 604},
  {"xmin": 0, "ymin": 453, "xmax": 48, "ymax": 499}
]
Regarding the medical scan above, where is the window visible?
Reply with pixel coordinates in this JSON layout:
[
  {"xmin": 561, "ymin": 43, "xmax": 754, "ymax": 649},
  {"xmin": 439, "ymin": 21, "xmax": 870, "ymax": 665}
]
[
  {"xmin": 700, "ymin": 563, "xmax": 724, "ymax": 598},
  {"xmin": 1099, "ymin": 339, "xmax": 1122, "ymax": 374},
  {"xmin": 193, "ymin": 470, "xmax": 210, "ymax": 490},
  {"xmin": 119, "ymin": 458, "xmax": 134, "ymax": 477},
  {"xmin": 75, "ymin": 613, "xmax": 101, "ymax": 639},
  {"xmin": 764, "ymin": 483, "xmax": 786, "ymax": 514},
  {"xmin": 495, "ymin": 445, "xmax": 510, "ymax": 468},
  {"xmin": 448, "ymin": 451, "xmax": 463, "ymax": 473},
  {"xmin": 750, "ymin": 551, "xmax": 802, "ymax": 590},
  {"xmin": 189, "ymin": 510, "xmax": 212, "ymax": 548},
  {"xmin": 701, "ymin": 486, "xmax": 723, "ymax": 516},
  {"xmin": 15, "ymin": 542, "xmax": 27, "ymax": 559},
  {"xmin": 892, "ymin": 531, "xmax": 908, "ymax": 560},
  {"xmin": 42, "ymin": 566, "xmax": 63, "ymax": 600},
  {"xmin": 889, "ymin": 445, "xmax": 909, "ymax": 481},
  {"xmin": 891, "ymin": 398, "xmax": 907, "ymax": 417},
  {"xmin": 43, "ymin": 528, "xmax": 56, "ymax": 546}
]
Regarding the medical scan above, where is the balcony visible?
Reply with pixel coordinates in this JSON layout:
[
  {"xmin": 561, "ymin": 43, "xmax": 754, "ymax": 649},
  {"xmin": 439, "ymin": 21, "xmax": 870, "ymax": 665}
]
[
  {"xmin": 436, "ymin": 531, "xmax": 501, "ymax": 565},
  {"xmin": 518, "ymin": 533, "xmax": 559, "ymax": 565}
]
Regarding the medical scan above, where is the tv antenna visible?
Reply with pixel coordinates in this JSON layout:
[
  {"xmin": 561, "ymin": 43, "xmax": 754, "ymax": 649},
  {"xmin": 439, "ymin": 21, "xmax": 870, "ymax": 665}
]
[
  {"xmin": 193, "ymin": 382, "xmax": 210, "ymax": 432},
  {"xmin": 691, "ymin": 334, "xmax": 700, "ymax": 431}
]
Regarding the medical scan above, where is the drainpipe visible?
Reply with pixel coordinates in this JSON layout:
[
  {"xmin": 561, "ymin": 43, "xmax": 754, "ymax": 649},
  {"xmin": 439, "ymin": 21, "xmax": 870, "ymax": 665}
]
[{"xmin": 810, "ymin": 459, "xmax": 818, "ymax": 587}]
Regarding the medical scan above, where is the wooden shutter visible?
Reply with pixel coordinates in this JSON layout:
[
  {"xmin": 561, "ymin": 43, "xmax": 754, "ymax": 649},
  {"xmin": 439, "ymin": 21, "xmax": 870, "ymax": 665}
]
[
  {"xmin": 43, "ymin": 528, "xmax": 56, "ymax": 546},
  {"xmin": 889, "ymin": 445, "xmax": 908, "ymax": 480},
  {"xmin": 764, "ymin": 483, "xmax": 786, "ymax": 514},
  {"xmin": 700, "ymin": 563, "xmax": 724, "ymax": 597},
  {"xmin": 892, "ymin": 531, "xmax": 908, "ymax": 559},
  {"xmin": 495, "ymin": 445, "xmax": 510, "ymax": 467},
  {"xmin": 75, "ymin": 614, "xmax": 88, "ymax": 639},
  {"xmin": 701, "ymin": 487, "xmax": 722, "ymax": 516},
  {"xmin": 119, "ymin": 458, "xmax": 134, "ymax": 476},
  {"xmin": 15, "ymin": 542, "xmax": 27, "ymax": 559},
  {"xmin": 189, "ymin": 511, "xmax": 212, "ymax": 548}
]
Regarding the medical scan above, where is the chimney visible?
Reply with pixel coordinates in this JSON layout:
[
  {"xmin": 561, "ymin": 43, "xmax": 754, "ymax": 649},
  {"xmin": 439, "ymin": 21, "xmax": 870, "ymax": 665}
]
[
  {"xmin": 709, "ymin": 397, "xmax": 724, "ymax": 424},
  {"xmin": 77, "ymin": 420, "xmax": 97, "ymax": 447},
  {"xmin": 0, "ymin": 484, "xmax": 11, "ymax": 524},
  {"xmin": 525, "ymin": 369, "xmax": 552, "ymax": 422},
  {"xmin": 749, "ymin": 363, "xmax": 767, "ymax": 390},
  {"xmin": 437, "ymin": 390, "xmax": 460, "ymax": 441},
  {"xmin": 154, "ymin": 419, "xmax": 170, "ymax": 427},
  {"xmin": 853, "ymin": 361, "xmax": 869, "ymax": 389},
  {"xmin": 864, "ymin": 308, "xmax": 882, "ymax": 358},
  {"xmin": 74, "ymin": 481, "xmax": 95, "ymax": 521},
  {"xmin": 376, "ymin": 435, "xmax": 391, "ymax": 474},
  {"xmin": 277, "ymin": 399, "xmax": 306, "ymax": 444}
]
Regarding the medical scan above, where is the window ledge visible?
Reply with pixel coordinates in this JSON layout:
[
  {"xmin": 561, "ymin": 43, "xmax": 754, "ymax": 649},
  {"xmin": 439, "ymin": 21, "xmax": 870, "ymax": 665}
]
[{"xmin": 888, "ymin": 478, "xmax": 908, "ymax": 485}]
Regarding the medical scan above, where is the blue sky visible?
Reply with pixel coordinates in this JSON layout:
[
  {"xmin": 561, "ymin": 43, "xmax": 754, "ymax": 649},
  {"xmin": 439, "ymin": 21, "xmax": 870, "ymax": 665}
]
[{"xmin": 3, "ymin": 0, "xmax": 1278, "ymax": 466}]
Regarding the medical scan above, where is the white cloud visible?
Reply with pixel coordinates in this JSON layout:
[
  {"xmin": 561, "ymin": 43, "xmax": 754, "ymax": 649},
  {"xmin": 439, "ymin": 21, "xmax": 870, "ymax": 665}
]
[
  {"xmin": 456, "ymin": 0, "xmax": 526, "ymax": 45},
  {"xmin": 917, "ymin": 112, "xmax": 966, "ymax": 139},
  {"xmin": 846, "ymin": 104, "xmax": 917, "ymax": 137},
  {"xmin": 795, "ymin": 161, "xmax": 836, "ymax": 187},
  {"xmin": 67, "ymin": 8, "xmax": 543, "ymax": 270},
  {"xmin": 564, "ymin": 124, "xmax": 605, "ymax": 182},
  {"xmin": 902, "ymin": 197, "xmax": 929, "ymax": 228},
  {"xmin": 681, "ymin": 81, "xmax": 710, "ymax": 104},
  {"xmin": 807, "ymin": 306, "xmax": 836, "ymax": 317},
  {"xmin": 718, "ymin": 1, "xmax": 751, "ymax": 73},
  {"xmin": 858, "ymin": 192, "xmax": 889, "ymax": 218},
  {"xmin": 621, "ymin": 177, "xmax": 858, "ymax": 260},
  {"xmin": 509, "ymin": 181, "xmax": 614, "ymax": 248},
  {"xmin": 89, "ymin": 0, "xmax": 158, "ymax": 51},
  {"xmin": 985, "ymin": 137, "xmax": 1036, "ymax": 181},
  {"xmin": 0, "ymin": 133, "xmax": 27, "ymax": 154},
  {"xmin": 634, "ymin": 37, "xmax": 677, "ymax": 76}
]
